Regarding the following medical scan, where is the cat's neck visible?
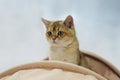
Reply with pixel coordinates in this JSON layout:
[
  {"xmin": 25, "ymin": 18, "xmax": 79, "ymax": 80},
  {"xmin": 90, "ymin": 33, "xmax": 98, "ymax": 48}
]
[
  {"xmin": 49, "ymin": 36, "xmax": 80, "ymax": 64},
  {"xmin": 66, "ymin": 37, "xmax": 79, "ymax": 48},
  {"xmin": 50, "ymin": 36, "xmax": 79, "ymax": 51}
]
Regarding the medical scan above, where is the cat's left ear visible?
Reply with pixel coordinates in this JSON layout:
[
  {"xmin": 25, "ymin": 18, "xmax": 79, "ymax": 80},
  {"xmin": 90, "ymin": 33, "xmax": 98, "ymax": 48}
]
[
  {"xmin": 64, "ymin": 15, "xmax": 74, "ymax": 28},
  {"xmin": 41, "ymin": 18, "xmax": 51, "ymax": 27}
]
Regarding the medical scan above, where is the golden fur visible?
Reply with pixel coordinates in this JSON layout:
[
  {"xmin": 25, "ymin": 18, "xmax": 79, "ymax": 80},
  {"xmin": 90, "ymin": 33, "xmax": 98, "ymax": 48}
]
[{"xmin": 42, "ymin": 15, "xmax": 81, "ymax": 65}]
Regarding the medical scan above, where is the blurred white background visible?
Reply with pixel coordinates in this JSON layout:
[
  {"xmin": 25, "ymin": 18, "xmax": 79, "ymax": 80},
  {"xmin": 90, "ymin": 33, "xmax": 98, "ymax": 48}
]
[{"xmin": 0, "ymin": 0, "xmax": 120, "ymax": 72}]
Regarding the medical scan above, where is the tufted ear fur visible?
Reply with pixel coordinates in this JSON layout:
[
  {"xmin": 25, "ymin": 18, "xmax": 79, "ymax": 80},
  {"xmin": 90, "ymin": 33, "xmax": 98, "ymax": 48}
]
[
  {"xmin": 41, "ymin": 18, "xmax": 51, "ymax": 27},
  {"xmin": 64, "ymin": 15, "xmax": 74, "ymax": 28}
]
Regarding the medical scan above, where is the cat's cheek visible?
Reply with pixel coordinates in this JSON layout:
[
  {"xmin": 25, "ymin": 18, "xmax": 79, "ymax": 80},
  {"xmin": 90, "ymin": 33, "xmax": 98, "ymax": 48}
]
[
  {"xmin": 47, "ymin": 38, "xmax": 53, "ymax": 44},
  {"xmin": 49, "ymin": 40, "xmax": 53, "ymax": 44},
  {"xmin": 49, "ymin": 39, "xmax": 57, "ymax": 44},
  {"xmin": 55, "ymin": 38, "xmax": 59, "ymax": 42}
]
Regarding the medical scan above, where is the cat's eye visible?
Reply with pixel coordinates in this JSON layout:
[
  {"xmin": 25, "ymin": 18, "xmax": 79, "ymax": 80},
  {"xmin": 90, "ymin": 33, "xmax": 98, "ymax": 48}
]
[
  {"xmin": 47, "ymin": 31, "xmax": 52, "ymax": 36},
  {"xmin": 58, "ymin": 31, "xmax": 64, "ymax": 36}
]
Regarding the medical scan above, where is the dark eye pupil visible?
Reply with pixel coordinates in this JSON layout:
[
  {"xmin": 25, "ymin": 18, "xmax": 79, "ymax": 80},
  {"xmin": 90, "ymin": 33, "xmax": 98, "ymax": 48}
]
[
  {"xmin": 47, "ymin": 31, "xmax": 52, "ymax": 36},
  {"xmin": 58, "ymin": 31, "xmax": 64, "ymax": 36}
]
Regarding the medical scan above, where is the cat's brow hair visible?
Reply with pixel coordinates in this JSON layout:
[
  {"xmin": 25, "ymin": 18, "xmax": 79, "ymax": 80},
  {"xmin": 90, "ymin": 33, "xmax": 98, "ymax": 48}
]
[{"xmin": 51, "ymin": 21, "xmax": 62, "ymax": 31}]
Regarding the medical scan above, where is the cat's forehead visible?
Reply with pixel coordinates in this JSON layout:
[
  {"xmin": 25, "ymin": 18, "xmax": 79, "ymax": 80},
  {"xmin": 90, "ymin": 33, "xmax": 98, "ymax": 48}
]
[
  {"xmin": 48, "ymin": 21, "xmax": 64, "ymax": 31},
  {"xmin": 51, "ymin": 21, "xmax": 63, "ymax": 26}
]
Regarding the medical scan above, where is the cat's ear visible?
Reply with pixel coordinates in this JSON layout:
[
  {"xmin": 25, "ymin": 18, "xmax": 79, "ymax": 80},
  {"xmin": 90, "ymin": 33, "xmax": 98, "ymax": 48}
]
[
  {"xmin": 41, "ymin": 18, "xmax": 51, "ymax": 27},
  {"xmin": 64, "ymin": 15, "xmax": 74, "ymax": 28}
]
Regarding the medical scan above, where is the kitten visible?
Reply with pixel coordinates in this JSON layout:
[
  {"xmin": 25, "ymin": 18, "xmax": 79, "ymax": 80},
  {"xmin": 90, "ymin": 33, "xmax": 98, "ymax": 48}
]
[{"xmin": 42, "ymin": 15, "xmax": 88, "ymax": 67}]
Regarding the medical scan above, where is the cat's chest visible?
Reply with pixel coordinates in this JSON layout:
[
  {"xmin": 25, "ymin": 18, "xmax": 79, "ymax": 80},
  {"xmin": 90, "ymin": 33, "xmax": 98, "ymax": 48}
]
[
  {"xmin": 49, "ymin": 46, "xmax": 78, "ymax": 59},
  {"xmin": 50, "ymin": 47, "xmax": 66, "ymax": 54},
  {"xmin": 49, "ymin": 46, "xmax": 80, "ymax": 64}
]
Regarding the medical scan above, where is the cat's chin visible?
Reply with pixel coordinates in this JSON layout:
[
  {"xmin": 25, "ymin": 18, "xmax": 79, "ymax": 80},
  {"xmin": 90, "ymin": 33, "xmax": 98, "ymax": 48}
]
[
  {"xmin": 48, "ymin": 39, "xmax": 73, "ymax": 47},
  {"xmin": 48, "ymin": 41, "xmax": 58, "ymax": 46},
  {"xmin": 49, "ymin": 43, "xmax": 58, "ymax": 47},
  {"xmin": 49, "ymin": 42, "xmax": 72, "ymax": 47},
  {"xmin": 49, "ymin": 41, "xmax": 62, "ymax": 47}
]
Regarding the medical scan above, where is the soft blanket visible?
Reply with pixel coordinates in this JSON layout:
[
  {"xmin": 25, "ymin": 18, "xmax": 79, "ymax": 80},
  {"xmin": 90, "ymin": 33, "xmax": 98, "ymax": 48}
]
[{"xmin": 0, "ymin": 69, "xmax": 97, "ymax": 80}]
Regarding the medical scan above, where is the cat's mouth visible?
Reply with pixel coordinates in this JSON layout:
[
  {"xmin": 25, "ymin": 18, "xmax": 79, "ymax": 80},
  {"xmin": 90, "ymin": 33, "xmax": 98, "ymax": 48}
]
[
  {"xmin": 52, "ymin": 40, "xmax": 57, "ymax": 44},
  {"xmin": 48, "ymin": 39, "xmax": 58, "ymax": 44}
]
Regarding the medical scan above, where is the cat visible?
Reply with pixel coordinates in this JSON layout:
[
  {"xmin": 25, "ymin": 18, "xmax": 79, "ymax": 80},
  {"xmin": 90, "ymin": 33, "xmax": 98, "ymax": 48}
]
[{"xmin": 42, "ymin": 15, "xmax": 89, "ymax": 68}]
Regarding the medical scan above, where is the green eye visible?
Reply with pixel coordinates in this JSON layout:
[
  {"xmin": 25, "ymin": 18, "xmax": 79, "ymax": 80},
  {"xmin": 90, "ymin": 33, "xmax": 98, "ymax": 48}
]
[
  {"xmin": 58, "ymin": 31, "xmax": 64, "ymax": 36},
  {"xmin": 47, "ymin": 31, "xmax": 52, "ymax": 36}
]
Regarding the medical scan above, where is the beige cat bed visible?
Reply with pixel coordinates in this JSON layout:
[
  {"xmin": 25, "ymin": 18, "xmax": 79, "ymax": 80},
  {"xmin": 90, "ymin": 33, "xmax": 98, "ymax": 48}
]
[{"xmin": 0, "ymin": 50, "xmax": 120, "ymax": 80}]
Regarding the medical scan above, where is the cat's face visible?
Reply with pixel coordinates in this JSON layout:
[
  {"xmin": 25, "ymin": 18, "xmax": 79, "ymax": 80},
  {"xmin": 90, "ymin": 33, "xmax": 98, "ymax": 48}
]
[{"xmin": 42, "ymin": 15, "xmax": 76, "ymax": 47}]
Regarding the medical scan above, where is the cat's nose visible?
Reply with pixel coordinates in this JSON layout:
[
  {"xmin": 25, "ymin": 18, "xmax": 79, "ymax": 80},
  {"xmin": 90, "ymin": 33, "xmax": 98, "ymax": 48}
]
[
  {"xmin": 52, "ymin": 38, "xmax": 56, "ymax": 40},
  {"xmin": 52, "ymin": 36, "xmax": 57, "ymax": 40},
  {"xmin": 52, "ymin": 37, "xmax": 56, "ymax": 40}
]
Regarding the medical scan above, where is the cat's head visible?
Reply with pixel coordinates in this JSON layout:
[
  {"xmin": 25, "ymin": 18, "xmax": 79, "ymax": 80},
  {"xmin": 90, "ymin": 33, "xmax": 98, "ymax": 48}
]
[{"xmin": 42, "ymin": 15, "xmax": 76, "ymax": 47}]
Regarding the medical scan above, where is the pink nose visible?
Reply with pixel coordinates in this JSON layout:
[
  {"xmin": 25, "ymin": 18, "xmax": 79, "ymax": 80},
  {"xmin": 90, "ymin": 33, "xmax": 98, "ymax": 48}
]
[{"xmin": 52, "ymin": 36, "xmax": 57, "ymax": 40}]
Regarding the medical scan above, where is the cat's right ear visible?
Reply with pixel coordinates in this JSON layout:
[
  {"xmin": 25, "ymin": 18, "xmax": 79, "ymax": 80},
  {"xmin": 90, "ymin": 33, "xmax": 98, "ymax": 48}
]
[
  {"xmin": 64, "ymin": 15, "xmax": 74, "ymax": 29},
  {"xmin": 41, "ymin": 18, "xmax": 51, "ymax": 27}
]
